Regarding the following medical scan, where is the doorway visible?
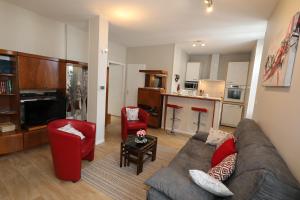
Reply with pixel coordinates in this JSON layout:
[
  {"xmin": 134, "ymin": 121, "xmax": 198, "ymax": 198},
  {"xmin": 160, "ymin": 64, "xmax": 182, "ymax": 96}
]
[{"xmin": 107, "ymin": 62, "xmax": 126, "ymax": 117}]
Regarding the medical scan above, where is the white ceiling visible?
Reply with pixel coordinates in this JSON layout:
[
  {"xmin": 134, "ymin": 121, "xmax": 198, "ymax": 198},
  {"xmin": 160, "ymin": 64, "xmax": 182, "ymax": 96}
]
[{"xmin": 5, "ymin": 0, "xmax": 279, "ymax": 54}]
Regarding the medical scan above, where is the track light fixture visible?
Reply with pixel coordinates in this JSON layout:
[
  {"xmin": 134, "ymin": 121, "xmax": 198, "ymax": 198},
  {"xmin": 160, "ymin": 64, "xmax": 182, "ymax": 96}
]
[{"xmin": 204, "ymin": 0, "xmax": 213, "ymax": 13}]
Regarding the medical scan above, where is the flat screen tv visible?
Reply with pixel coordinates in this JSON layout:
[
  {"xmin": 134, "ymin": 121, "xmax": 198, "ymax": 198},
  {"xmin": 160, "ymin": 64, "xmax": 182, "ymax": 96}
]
[{"xmin": 23, "ymin": 98, "xmax": 66, "ymax": 127}]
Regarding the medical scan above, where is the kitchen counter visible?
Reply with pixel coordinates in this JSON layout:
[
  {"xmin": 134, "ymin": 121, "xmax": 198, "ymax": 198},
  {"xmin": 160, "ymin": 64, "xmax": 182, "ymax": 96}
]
[
  {"xmin": 162, "ymin": 93, "xmax": 223, "ymax": 134},
  {"xmin": 161, "ymin": 93, "xmax": 222, "ymax": 102}
]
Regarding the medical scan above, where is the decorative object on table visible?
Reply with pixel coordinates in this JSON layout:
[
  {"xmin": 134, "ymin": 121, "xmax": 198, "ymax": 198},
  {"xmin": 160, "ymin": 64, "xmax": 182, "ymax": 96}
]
[
  {"xmin": 176, "ymin": 83, "xmax": 180, "ymax": 93},
  {"xmin": 135, "ymin": 129, "xmax": 147, "ymax": 144},
  {"xmin": 0, "ymin": 122, "xmax": 16, "ymax": 132},
  {"xmin": 263, "ymin": 12, "xmax": 300, "ymax": 87}
]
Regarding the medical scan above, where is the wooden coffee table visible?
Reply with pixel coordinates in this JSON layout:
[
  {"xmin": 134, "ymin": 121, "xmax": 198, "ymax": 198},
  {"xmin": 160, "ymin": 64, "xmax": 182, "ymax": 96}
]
[{"xmin": 120, "ymin": 135, "xmax": 157, "ymax": 175}]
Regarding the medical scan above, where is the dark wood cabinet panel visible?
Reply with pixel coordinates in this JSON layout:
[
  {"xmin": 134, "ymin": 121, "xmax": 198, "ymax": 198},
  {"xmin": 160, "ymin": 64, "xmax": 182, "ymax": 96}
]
[
  {"xmin": 0, "ymin": 132, "xmax": 23, "ymax": 155},
  {"xmin": 18, "ymin": 55, "xmax": 64, "ymax": 90},
  {"xmin": 23, "ymin": 128, "xmax": 48, "ymax": 150}
]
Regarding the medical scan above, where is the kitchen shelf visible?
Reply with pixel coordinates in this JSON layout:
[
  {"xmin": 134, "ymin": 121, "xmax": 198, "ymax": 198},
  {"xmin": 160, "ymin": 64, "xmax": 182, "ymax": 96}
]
[{"xmin": 0, "ymin": 73, "xmax": 15, "ymax": 77}]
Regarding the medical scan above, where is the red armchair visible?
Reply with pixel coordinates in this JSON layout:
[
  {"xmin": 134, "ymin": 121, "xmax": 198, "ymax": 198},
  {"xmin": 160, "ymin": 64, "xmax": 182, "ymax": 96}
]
[
  {"xmin": 47, "ymin": 119, "xmax": 96, "ymax": 182},
  {"xmin": 121, "ymin": 107, "xmax": 149, "ymax": 140}
]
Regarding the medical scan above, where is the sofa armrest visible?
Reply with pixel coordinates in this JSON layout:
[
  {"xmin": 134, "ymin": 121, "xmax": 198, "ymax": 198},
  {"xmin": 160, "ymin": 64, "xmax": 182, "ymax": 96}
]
[
  {"xmin": 192, "ymin": 131, "xmax": 209, "ymax": 142},
  {"xmin": 145, "ymin": 167, "xmax": 214, "ymax": 200}
]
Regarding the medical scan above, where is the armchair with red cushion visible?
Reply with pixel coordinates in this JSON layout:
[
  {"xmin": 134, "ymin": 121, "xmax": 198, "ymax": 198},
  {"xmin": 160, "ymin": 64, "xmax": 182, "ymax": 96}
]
[
  {"xmin": 47, "ymin": 119, "xmax": 96, "ymax": 182},
  {"xmin": 121, "ymin": 106, "xmax": 149, "ymax": 140}
]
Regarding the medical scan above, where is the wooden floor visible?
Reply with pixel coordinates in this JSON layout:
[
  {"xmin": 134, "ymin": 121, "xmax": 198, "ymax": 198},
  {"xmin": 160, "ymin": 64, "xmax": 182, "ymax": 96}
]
[{"xmin": 0, "ymin": 117, "xmax": 190, "ymax": 200}]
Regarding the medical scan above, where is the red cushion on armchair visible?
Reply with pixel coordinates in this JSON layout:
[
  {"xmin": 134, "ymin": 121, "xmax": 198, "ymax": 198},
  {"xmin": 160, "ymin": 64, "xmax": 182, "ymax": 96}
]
[
  {"xmin": 121, "ymin": 106, "xmax": 149, "ymax": 140},
  {"xmin": 48, "ymin": 119, "xmax": 96, "ymax": 182}
]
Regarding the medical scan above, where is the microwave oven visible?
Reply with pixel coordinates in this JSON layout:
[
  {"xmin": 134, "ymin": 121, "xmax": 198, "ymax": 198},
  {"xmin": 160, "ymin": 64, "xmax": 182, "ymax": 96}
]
[{"xmin": 184, "ymin": 81, "xmax": 198, "ymax": 90}]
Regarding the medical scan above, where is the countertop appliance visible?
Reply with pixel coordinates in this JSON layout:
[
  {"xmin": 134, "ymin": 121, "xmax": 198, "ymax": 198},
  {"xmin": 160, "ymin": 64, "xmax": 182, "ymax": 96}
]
[
  {"xmin": 184, "ymin": 81, "xmax": 198, "ymax": 90},
  {"xmin": 221, "ymin": 103, "xmax": 243, "ymax": 127}
]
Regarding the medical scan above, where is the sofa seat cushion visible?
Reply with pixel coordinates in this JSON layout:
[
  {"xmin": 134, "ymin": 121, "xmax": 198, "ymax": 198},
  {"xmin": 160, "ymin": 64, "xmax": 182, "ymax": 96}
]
[
  {"xmin": 145, "ymin": 167, "xmax": 215, "ymax": 200},
  {"xmin": 169, "ymin": 138, "xmax": 215, "ymax": 175},
  {"xmin": 127, "ymin": 120, "xmax": 147, "ymax": 130}
]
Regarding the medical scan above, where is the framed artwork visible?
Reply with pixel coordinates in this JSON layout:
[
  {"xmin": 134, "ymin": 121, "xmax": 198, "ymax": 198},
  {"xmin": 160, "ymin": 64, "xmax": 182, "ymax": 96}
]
[{"xmin": 263, "ymin": 12, "xmax": 300, "ymax": 87}]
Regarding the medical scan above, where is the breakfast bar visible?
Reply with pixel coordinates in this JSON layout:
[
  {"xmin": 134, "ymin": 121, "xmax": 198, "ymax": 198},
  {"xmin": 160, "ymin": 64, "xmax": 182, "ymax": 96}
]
[{"xmin": 162, "ymin": 93, "xmax": 223, "ymax": 135}]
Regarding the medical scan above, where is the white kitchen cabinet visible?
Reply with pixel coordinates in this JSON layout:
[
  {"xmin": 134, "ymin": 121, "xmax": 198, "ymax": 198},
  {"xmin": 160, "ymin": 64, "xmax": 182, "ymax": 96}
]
[
  {"xmin": 226, "ymin": 62, "xmax": 249, "ymax": 85},
  {"xmin": 186, "ymin": 62, "xmax": 201, "ymax": 81},
  {"xmin": 221, "ymin": 103, "xmax": 243, "ymax": 127}
]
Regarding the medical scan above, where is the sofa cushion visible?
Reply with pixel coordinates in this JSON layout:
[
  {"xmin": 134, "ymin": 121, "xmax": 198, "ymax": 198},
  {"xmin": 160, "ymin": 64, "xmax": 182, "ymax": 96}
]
[
  {"xmin": 226, "ymin": 169, "xmax": 300, "ymax": 200},
  {"xmin": 145, "ymin": 167, "xmax": 215, "ymax": 200},
  {"xmin": 192, "ymin": 131, "xmax": 209, "ymax": 142},
  {"xmin": 208, "ymin": 153, "xmax": 237, "ymax": 182},
  {"xmin": 211, "ymin": 138, "xmax": 236, "ymax": 167},
  {"xmin": 235, "ymin": 144, "xmax": 299, "ymax": 187},
  {"xmin": 235, "ymin": 119, "xmax": 274, "ymax": 150},
  {"xmin": 169, "ymin": 137, "xmax": 215, "ymax": 175},
  {"xmin": 147, "ymin": 188, "xmax": 171, "ymax": 200}
]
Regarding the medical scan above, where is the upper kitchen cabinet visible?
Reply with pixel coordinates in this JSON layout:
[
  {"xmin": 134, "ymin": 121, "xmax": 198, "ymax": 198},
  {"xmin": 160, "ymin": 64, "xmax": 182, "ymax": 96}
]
[
  {"xmin": 185, "ymin": 62, "xmax": 201, "ymax": 81},
  {"xmin": 226, "ymin": 62, "xmax": 249, "ymax": 85},
  {"xmin": 18, "ymin": 54, "xmax": 66, "ymax": 90}
]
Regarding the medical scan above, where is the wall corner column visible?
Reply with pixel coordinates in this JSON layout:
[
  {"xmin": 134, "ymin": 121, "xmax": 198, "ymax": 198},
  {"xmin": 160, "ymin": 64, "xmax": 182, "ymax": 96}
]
[{"xmin": 87, "ymin": 15, "xmax": 109, "ymax": 145}]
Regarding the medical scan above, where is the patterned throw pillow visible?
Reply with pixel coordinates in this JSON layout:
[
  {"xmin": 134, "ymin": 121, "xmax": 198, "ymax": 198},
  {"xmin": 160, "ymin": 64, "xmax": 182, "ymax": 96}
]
[
  {"xmin": 208, "ymin": 153, "xmax": 237, "ymax": 182},
  {"xmin": 126, "ymin": 108, "xmax": 139, "ymax": 121}
]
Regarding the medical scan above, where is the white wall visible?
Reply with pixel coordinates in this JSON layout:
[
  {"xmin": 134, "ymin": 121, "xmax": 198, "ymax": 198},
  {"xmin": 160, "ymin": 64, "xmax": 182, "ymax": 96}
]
[
  {"xmin": 127, "ymin": 44, "xmax": 175, "ymax": 92},
  {"xmin": 189, "ymin": 55, "xmax": 212, "ymax": 79},
  {"xmin": 254, "ymin": 0, "xmax": 300, "ymax": 182},
  {"xmin": 108, "ymin": 40, "xmax": 127, "ymax": 64},
  {"xmin": 66, "ymin": 25, "xmax": 88, "ymax": 62},
  {"xmin": 0, "ymin": 0, "xmax": 87, "ymax": 62},
  {"xmin": 172, "ymin": 45, "xmax": 189, "ymax": 92}
]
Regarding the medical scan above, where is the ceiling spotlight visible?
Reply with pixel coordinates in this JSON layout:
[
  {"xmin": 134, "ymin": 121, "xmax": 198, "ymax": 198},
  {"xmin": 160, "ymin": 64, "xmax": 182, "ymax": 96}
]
[
  {"xmin": 204, "ymin": 0, "xmax": 213, "ymax": 13},
  {"xmin": 192, "ymin": 41, "xmax": 206, "ymax": 47}
]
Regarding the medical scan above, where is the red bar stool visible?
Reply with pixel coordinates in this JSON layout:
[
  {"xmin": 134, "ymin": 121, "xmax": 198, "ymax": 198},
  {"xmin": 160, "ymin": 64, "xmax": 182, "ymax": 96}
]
[
  {"xmin": 191, "ymin": 107, "xmax": 208, "ymax": 134},
  {"xmin": 166, "ymin": 104, "xmax": 183, "ymax": 134}
]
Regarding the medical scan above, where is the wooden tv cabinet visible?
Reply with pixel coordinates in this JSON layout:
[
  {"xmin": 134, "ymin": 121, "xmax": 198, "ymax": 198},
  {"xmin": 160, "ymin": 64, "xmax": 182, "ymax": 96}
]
[{"xmin": 0, "ymin": 48, "xmax": 87, "ymax": 156}]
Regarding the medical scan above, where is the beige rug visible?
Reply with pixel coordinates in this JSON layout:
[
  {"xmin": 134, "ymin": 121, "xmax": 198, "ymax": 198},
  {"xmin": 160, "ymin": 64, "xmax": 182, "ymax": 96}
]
[{"xmin": 82, "ymin": 145, "xmax": 178, "ymax": 200}]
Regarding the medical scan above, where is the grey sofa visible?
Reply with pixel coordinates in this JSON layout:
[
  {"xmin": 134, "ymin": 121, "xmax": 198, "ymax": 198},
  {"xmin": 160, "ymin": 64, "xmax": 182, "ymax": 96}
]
[{"xmin": 145, "ymin": 119, "xmax": 300, "ymax": 200}]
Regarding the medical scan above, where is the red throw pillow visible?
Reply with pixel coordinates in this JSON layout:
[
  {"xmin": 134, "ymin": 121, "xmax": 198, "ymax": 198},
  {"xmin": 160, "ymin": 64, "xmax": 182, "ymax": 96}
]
[{"xmin": 211, "ymin": 138, "xmax": 237, "ymax": 167}]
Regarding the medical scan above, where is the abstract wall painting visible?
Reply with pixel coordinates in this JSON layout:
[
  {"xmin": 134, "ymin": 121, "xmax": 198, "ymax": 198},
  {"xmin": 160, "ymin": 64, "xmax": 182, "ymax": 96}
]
[{"xmin": 263, "ymin": 12, "xmax": 300, "ymax": 87}]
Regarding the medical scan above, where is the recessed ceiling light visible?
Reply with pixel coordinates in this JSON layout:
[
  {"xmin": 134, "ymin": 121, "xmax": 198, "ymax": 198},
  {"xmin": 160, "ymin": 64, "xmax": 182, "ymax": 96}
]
[
  {"xmin": 201, "ymin": 43, "xmax": 206, "ymax": 47},
  {"xmin": 192, "ymin": 44, "xmax": 197, "ymax": 47}
]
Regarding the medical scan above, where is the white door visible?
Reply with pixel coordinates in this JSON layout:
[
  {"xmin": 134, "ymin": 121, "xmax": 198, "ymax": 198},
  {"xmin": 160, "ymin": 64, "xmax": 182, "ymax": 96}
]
[
  {"xmin": 108, "ymin": 64, "xmax": 125, "ymax": 116},
  {"xmin": 125, "ymin": 64, "xmax": 146, "ymax": 106},
  {"xmin": 221, "ymin": 103, "xmax": 243, "ymax": 127},
  {"xmin": 226, "ymin": 62, "xmax": 249, "ymax": 85},
  {"xmin": 186, "ymin": 62, "xmax": 201, "ymax": 81}
]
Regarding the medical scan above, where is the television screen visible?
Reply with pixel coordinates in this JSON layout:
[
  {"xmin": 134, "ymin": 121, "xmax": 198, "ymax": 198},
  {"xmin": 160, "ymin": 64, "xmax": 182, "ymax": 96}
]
[{"xmin": 23, "ymin": 98, "xmax": 66, "ymax": 126}]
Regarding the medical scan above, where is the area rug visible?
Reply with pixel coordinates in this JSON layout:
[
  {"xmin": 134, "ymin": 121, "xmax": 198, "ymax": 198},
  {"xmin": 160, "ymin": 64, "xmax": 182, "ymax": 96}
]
[{"xmin": 82, "ymin": 145, "xmax": 178, "ymax": 200}]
